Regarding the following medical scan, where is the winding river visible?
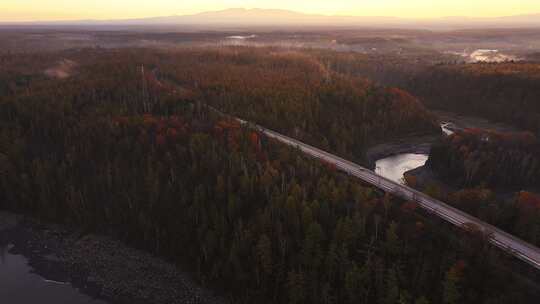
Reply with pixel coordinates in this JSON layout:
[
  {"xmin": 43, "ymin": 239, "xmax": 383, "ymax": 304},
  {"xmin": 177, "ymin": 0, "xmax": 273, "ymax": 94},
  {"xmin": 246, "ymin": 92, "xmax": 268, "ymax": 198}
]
[{"xmin": 374, "ymin": 122, "xmax": 455, "ymax": 184}]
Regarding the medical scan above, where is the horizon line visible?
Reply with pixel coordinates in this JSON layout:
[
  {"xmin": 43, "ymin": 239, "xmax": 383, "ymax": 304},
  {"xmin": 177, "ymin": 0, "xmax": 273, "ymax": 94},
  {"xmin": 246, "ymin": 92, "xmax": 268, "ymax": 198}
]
[{"xmin": 3, "ymin": 7, "xmax": 540, "ymax": 24}]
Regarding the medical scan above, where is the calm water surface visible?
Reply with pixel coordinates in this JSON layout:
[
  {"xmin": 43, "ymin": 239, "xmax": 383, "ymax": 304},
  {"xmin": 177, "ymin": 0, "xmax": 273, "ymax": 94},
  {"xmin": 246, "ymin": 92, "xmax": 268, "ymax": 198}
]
[
  {"xmin": 375, "ymin": 154, "xmax": 429, "ymax": 184},
  {"xmin": 375, "ymin": 122, "xmax": 455, "ymax": 184},
  {"xmin": 0, "ymin": 244, "xmax": 106, "ymax": 304},
  {"xmin": 441, "ymin": 122, "xmax": 456, "ymax": 136}
]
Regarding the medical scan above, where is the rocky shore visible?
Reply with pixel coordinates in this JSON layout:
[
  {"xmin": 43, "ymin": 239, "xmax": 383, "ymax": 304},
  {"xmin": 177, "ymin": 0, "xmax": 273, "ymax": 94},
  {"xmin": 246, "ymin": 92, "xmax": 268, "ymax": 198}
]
[{"xmin": 0, "ymin": 212, "xmax": 226, "ymax": 304}]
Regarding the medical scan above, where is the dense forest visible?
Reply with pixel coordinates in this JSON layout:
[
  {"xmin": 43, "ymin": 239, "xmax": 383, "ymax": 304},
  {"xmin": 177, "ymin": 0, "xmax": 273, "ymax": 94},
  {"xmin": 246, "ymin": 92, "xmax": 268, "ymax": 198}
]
[
  {"xmin": 403, "ymin": 63, "xmax": 540, "ymax": 135},
  {"xmin": 0, "ymin": 47, "xmax": 439, "ymax": 163},
  {"xmin": 404, "ymin": 174, "xmax": 540, "ymax": 248},
  {"xmin": 1, "ymin": 47, "xmax": 539, "ymax": 303},
  {"xmin": 155, "ymin": 47, "xmax": 440, "ymax": 162},
  {"xmin": 449, "ymin": 188, "xmax": 540, "ymax": 247},
  {"xmin": 410, "ymin": 128, "xmax": 540, "ymax": 247},
  {"xmin": 301, "ymin": 51, "xmax": 540, "ymax": 136},
  {"xmin": 427, "ymin": 129, "xmax": 540, "ymax": 188}
]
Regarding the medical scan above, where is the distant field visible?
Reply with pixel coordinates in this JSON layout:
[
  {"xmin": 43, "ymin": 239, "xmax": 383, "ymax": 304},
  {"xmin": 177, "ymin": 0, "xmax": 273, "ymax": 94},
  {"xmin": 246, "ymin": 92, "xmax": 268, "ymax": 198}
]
[{"xmin": 2, "ymin": 27, "xmax": 540, "ymax": 61}]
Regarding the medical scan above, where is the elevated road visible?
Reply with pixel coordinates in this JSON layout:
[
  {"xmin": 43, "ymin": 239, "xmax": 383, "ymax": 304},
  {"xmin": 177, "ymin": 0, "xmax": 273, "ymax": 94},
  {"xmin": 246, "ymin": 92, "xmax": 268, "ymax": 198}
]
[{"xmin": 243, "ymin": 120, "xmax": 540, "ymax": 271}]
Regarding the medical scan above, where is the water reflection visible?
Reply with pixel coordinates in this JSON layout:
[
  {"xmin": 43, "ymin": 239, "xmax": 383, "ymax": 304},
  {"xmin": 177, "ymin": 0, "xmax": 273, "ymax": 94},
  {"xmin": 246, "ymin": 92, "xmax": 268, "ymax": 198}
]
[
  {"xmin": 375, "ymin": 153, "xmax": 428, "ymax": 184},
  {"xmin": 441, "ymin": 122, "xmax": 455, "ymax": 136},
  {"xmin": 0, "ymin": 243, "xmax": 106, "ymax": 304}
]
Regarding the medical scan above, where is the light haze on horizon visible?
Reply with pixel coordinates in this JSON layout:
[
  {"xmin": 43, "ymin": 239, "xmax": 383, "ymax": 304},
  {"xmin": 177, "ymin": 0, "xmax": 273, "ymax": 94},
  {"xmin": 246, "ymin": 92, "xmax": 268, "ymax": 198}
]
[{"xmin": 2, "ymin": 0, "xmax": 540, "ymax": 22}]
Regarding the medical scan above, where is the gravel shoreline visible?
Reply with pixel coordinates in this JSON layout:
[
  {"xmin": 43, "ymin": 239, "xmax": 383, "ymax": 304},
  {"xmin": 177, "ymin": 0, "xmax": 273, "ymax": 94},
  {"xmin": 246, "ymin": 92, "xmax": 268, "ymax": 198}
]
[{"xmin": 0, "ymin": 211, "xmax": 227, "ymax": 304}]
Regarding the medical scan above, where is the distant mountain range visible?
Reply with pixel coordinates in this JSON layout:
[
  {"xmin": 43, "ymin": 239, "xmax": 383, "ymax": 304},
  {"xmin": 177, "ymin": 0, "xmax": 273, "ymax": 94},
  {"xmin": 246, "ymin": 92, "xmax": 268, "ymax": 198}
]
[{"xmin": 5, "ymin": 8, "xmax": 540, "ymax": 29}]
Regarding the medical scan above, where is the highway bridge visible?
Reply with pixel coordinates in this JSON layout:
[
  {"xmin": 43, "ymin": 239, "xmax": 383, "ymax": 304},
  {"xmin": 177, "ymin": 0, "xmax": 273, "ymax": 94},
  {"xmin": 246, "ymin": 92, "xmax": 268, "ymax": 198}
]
[{"xmin": 241, "ymin": 120, "xmax": 540, "ymax": 271}]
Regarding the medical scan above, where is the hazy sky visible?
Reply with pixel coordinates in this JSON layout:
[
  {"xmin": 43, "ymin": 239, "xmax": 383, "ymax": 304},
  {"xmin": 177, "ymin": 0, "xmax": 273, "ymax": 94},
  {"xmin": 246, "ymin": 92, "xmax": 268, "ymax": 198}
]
[{"xmin": 2, "ymin": 0, "xmax": 540, "ymax": 21}]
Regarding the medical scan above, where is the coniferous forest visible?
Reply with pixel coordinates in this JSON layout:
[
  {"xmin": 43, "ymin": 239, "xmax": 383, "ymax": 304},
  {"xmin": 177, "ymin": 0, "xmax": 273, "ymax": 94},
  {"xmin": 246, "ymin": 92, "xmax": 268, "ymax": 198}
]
[
  {"xmin": 402, "ymin": 63, "xmax": 540, "ymax": 135},
  {"xmin": 422, "ymin": 129, "xmax": 540, "ymax": 247},
  {"xmin": 428, "ymin": 129, "xmax": 540, "ymax": 188},
  {"xmin": 1, "ymin": 47, "xmax": 539, "ymax": 303},
  {"xmin": 296, "ymin": 51, "xmax": 540, "ymax": 136}
]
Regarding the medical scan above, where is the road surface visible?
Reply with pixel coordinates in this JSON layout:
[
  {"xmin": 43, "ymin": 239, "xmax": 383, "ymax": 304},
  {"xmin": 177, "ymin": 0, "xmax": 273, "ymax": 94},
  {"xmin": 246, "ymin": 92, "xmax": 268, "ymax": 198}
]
[{"xmin": 240, "ymin": 120, "xmax": 540, "ymax": 271}]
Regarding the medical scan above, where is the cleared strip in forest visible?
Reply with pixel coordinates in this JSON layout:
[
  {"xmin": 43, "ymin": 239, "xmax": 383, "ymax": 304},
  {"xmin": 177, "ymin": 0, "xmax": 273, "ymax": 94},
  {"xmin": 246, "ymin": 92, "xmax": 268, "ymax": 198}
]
[
  {"xmin": 193, "ymin": 95, "xmax": 540, "ymax": 271},
  {"xmin": 235, "ymin": 119, "xmax": 540, "ymax": 271}
]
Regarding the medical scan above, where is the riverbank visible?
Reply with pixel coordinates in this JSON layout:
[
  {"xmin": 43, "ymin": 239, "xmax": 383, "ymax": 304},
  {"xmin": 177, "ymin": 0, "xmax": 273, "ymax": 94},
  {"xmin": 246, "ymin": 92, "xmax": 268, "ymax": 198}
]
[
  {"xmin": 0, "ymin": 211, "xmax": 226, "ymax": 304},
  {"xmin": 404, "ymin": 165, "xmax": 457, "ymax": 193},
  {"xmin": 369, "ymin": 109, "xmax": 524, "ymax": 184},
  {"xmin": 403, "ymin": 110, "xmax": 537, "ymax": 197},
  {"xmin": 434, "ymin": 110, "xmax": 521, "ymax": 133}
]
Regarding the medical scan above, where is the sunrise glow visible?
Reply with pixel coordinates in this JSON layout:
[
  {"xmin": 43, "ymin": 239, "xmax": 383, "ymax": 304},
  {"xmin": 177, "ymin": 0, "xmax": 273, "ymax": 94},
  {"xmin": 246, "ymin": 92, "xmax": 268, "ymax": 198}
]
[{"xmin": 1, "ymin": 0, "xmax": 540, "ymax": 22}]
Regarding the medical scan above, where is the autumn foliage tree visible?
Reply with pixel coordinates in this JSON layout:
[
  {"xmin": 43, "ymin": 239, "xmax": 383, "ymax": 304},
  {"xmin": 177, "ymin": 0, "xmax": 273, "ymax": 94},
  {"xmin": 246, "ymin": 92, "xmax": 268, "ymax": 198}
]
[
  {"xmin": 428, "ymin": 129, "xmax": 540, "ymax": 188},
  {"xmin": 0, "ymin": 47, "xmax": 537, "ymax": 304}
]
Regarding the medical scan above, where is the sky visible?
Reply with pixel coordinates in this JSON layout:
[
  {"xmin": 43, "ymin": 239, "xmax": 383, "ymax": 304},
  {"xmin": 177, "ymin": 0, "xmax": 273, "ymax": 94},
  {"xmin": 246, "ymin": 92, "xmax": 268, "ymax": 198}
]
[{"xmin": 1, "ymin": 0, "xmax": 540, "ymax": 22}]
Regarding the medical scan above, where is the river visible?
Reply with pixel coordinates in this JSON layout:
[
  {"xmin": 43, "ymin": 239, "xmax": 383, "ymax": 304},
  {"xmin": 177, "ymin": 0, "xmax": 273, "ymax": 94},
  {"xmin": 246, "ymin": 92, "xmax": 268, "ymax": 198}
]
[
  {"xmin": 374, "ymin": 111, "xmax": 520, "ymax": 185},
  {"xmin": 0, "ymin": 243, "xmax": 106, "ymax": 304},
  {"xmin": 375, "ymin": 153, "xmax": 429, "ymax": 184},
  {"xmin": 374, "ymin": 122, "xmax": 455, "ymax": 184}
]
